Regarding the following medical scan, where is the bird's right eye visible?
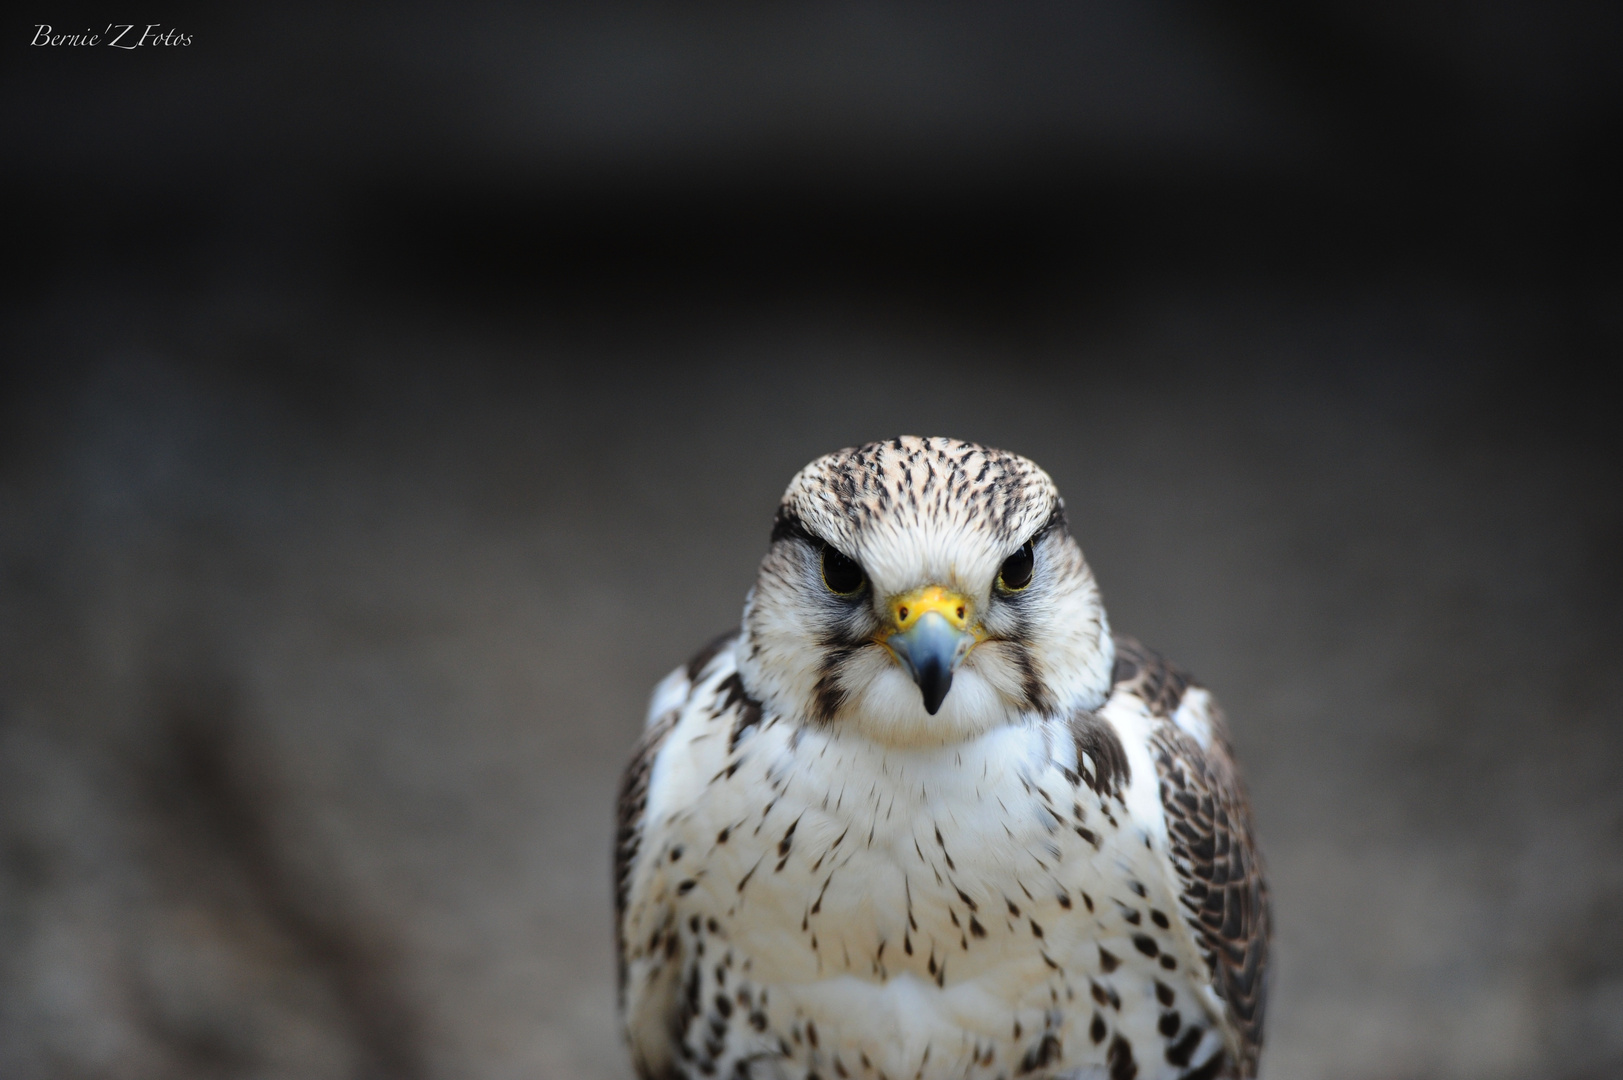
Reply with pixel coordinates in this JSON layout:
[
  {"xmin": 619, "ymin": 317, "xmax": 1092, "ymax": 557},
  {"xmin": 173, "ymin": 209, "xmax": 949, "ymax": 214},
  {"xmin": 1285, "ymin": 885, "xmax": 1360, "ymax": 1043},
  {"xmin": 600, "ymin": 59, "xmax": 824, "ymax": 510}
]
[{"xmin": 820, "ymin": 545, "xmax": 867, "ymax": 595}]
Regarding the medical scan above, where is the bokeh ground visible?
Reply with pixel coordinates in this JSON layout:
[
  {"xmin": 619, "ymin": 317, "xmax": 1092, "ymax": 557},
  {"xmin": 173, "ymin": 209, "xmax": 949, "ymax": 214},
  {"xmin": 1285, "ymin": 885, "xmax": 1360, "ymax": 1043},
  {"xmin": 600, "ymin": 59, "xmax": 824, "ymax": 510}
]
[{"xmin": 2, "ymin": 275, "xmax": 1618, "ymax": 1079}]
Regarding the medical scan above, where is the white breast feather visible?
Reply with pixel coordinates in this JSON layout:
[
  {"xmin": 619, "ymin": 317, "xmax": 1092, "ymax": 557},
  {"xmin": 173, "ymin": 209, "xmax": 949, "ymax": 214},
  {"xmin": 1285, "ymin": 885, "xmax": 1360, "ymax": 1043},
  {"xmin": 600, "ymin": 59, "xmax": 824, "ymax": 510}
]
[{"xmin": 625, "ymin": 649, "xmax": 1234, "ymax": 1080}]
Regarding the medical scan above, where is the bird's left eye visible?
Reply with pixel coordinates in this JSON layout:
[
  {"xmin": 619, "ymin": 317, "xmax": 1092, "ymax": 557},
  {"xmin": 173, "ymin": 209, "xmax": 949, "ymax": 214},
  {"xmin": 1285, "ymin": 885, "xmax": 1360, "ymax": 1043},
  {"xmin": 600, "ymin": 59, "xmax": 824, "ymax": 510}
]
[
  {"xmin": 821, "ymin": 545, "xmax": 867, "ymax": 595},
  {"xmin": 997, "ymin": 540, "xmax": 1035, "ymax": 592}
]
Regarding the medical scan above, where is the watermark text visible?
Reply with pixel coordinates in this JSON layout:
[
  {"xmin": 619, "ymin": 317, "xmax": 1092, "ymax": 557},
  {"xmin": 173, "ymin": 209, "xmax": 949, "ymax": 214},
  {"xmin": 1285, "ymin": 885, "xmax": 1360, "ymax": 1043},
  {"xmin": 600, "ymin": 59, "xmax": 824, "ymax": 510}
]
[{"xmin": 32, "ymin": 24, "xmax": 193, "ymax": 47}]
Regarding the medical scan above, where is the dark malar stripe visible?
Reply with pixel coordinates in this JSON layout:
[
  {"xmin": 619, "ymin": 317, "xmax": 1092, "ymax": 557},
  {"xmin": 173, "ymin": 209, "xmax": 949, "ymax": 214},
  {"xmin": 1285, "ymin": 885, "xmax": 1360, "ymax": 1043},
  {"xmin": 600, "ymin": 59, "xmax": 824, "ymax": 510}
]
[{"xmin": 810, "ymin": 645, "xmax": 855, "ymax": 723}]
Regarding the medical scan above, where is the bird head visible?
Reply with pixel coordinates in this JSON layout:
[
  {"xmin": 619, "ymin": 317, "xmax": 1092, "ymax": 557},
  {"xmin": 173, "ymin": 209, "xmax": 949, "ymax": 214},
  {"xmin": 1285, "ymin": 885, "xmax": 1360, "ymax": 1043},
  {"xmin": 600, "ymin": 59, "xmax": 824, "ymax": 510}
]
[{"xmin": 737, "ymin": 436, "xmax": 1113, "ymax": 747}]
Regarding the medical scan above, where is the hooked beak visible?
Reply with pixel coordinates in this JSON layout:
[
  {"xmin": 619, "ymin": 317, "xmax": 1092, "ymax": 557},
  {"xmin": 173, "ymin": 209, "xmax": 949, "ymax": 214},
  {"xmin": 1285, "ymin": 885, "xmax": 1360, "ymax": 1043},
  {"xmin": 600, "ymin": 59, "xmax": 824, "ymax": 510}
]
[{"xmin": 883, "ymin": 586, "xmax": 978, "ymax": 715}]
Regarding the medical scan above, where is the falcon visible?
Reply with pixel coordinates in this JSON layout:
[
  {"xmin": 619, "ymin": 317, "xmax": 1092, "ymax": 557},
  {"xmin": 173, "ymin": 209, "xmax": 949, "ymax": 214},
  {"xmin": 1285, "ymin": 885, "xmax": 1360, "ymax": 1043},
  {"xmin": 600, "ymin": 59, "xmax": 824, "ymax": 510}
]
[{"xmin": 616, "ymin": 437, "xmax": 1269, "ymax": 1080}]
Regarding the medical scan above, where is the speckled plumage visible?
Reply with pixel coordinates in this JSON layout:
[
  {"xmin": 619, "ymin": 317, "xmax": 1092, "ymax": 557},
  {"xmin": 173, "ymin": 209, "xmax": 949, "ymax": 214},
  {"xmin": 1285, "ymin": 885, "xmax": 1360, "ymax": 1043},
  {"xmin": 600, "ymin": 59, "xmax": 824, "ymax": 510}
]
[{"xmin": 617, "ymin": 437, "xmax": 1269, "ymax": 1080}]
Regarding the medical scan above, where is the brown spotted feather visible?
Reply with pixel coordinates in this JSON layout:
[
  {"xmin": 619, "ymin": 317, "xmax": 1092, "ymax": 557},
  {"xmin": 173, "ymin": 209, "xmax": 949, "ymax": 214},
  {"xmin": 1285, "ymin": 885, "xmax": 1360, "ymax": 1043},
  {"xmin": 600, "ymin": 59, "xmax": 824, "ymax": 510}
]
[
  {"xmin": 617, "ymin": 633, "xmax": 748, "ymax": 1014},
  {"xmin": 614, "ymin": 707, "xmax": 678, "ymax": 1004},
  {"xmin": 1112, "ymin": 635, "xmax": 1270, "ymax": 1077},
  {"xmin": 1111, "ymin": 634, "xmax": 1192, "ymax": 720},
  {"xmin": 616, "ymin": 635, "xmax": 741, "ymax": 1006}
]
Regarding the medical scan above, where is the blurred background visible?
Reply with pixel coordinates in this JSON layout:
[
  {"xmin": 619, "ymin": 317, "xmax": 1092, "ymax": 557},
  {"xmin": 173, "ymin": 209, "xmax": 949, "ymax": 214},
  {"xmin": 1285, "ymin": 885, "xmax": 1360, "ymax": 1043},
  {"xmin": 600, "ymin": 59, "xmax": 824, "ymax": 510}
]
[{"xmin": 3, "ymin": 3, "xmax": 1621, "ymax": 1078}]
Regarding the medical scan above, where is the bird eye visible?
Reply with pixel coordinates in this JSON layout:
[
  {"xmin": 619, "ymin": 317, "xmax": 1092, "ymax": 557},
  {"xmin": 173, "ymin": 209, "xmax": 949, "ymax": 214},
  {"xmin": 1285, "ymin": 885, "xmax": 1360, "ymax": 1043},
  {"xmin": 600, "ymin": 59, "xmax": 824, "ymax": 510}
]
[
  {"xmin": 997, "ymin": 540, "xmax": 1035, "ymax": 592},
  {"xmin": 820, "ymin": 545, "xmax": 867, "ymax": 595}
]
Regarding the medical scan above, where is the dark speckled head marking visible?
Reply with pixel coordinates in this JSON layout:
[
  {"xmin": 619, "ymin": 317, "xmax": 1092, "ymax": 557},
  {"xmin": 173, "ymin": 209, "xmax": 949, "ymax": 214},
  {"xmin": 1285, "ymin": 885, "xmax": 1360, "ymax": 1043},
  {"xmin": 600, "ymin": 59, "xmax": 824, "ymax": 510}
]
[{"xmin": 775, "ymin": 437, "xmax": 1060, "ymax": 572}]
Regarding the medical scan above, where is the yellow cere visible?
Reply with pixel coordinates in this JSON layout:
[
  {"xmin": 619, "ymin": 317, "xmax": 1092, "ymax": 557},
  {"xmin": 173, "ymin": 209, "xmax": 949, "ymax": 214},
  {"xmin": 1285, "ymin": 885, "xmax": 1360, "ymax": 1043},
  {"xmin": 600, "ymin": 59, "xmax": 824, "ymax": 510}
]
[{"xmin": 888, "ymin": 585, "xmax": 978, "ymax": 634}]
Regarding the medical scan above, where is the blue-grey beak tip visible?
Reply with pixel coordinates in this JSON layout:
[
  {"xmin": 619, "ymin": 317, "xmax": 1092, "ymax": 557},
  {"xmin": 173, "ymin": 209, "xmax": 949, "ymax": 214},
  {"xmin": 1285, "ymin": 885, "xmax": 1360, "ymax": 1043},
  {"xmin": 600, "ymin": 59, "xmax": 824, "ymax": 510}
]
[
  {"xmin": 916, "ymin": 662, "xmax": 953, "ymax": 715},
  {"xmin": 889, "ymin": 611, "xmax": 972, "ymax": 715}
]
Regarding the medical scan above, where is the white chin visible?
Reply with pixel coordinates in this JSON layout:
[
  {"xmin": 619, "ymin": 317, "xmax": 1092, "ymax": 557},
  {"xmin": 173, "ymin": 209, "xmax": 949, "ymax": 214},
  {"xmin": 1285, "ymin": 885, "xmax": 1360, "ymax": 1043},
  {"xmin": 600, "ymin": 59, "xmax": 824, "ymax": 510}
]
[{"xmin": 842, "ymin": 666, "xmax": 1019, "ymax": 747}]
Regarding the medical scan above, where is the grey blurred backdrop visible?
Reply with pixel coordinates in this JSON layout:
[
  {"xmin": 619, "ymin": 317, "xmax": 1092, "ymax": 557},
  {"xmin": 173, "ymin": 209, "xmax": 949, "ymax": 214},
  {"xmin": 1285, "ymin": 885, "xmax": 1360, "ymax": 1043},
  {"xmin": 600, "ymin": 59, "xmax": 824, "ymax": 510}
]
[{"xmin": 3, "ymin": 3, "xmax": 1621, "ymax": 1079}]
